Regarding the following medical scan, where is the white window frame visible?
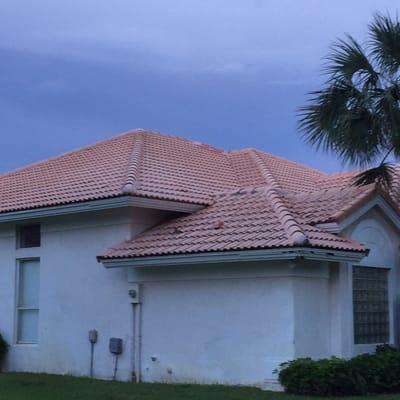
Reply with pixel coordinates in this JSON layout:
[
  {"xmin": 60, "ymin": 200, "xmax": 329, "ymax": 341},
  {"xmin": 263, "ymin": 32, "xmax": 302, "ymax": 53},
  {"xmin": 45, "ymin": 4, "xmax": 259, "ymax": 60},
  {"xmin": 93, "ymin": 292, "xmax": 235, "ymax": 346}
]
[{"xmin": 15, "ymin": 258, "xmax": 40, "ymax": 345}]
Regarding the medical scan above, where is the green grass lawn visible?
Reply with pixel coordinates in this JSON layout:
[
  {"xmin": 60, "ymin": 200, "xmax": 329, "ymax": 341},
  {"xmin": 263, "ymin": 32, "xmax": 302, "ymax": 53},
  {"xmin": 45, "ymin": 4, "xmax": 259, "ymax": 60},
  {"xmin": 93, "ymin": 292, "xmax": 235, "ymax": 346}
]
[{"xmin": 1, "ymin": 373, "xmax": 400, "ymax": 400}]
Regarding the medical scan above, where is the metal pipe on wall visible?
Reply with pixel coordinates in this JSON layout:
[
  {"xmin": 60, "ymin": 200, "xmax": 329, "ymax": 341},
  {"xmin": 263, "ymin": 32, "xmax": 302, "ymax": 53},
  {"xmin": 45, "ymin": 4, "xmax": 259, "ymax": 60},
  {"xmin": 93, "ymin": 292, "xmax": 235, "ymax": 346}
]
[
  {"xmin": 133, "ymin": 302, "xmax": 142, "ymax": 383},
  {"xmin": 129, "ymin": 284, "xmax": 142, "ymax": 383}
]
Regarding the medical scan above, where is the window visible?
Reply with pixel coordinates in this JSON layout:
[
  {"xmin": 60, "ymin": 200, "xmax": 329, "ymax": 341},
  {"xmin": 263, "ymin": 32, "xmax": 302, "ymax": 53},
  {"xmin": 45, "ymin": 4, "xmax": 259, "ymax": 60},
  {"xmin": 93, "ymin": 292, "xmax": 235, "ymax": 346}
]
[
  {"xmin": 16, "ymin": 259, "xmax": 40, "ymax": 344},
  {"xmin": 353, "ymin": 266, "xmax": 389, "ymax": 345},
  {"xmin": 17, "ymin": 224, "xmax": 41, "ymax": 248}
]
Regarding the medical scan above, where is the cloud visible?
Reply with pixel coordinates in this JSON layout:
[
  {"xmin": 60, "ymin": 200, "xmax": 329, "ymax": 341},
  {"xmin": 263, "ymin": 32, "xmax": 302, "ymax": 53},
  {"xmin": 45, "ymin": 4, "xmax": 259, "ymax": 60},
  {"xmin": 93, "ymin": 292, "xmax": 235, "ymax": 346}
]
[{"xmin": 0, "ymin": 0, "xmax": 398, "ymax": 75}]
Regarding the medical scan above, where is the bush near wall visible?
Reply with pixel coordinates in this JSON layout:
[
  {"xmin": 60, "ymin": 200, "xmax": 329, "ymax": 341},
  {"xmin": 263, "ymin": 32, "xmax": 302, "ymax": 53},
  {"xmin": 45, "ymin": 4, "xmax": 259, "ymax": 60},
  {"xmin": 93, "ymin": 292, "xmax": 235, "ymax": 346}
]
[
  {"xmin": 278, "ymin": 345, "xmax": 400, "ymax": 396},
  {"xmin": 0, "ymin": 333, "xmax": 9, "ymax": 372}
]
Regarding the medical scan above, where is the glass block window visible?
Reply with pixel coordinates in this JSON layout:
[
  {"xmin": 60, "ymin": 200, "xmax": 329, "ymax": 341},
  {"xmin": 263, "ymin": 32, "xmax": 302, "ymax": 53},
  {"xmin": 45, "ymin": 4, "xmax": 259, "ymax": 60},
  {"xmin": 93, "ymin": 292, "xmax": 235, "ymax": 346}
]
[
  {"xmin": 16, "ymin": 259, "xmax": 40, "ymax": 343},
  {"xmin": 353, "ymin": 266, "xmax": 389, "ymax": 345}
]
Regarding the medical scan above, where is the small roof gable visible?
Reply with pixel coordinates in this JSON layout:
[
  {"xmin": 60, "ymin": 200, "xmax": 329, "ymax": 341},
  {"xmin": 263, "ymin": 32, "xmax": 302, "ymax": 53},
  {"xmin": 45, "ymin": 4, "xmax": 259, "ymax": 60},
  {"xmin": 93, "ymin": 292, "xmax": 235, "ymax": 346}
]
[
  {"xmin": 284, "ymin": 184, "xmax": 400, "ymax": 226},
  {"xmin": 284, "ymin": 185, "xmax": 376, "ymax": 225}
]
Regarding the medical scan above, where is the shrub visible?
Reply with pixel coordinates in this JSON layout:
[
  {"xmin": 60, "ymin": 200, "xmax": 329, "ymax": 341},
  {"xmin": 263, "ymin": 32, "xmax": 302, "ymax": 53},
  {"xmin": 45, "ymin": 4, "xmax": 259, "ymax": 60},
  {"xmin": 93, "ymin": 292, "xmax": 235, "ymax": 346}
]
[
  {"xmin": 278, "ymin": 357, "xmax": 359, "ymax": 396},
  {"xmin": 0, "ymin": 334, "xmax": 9, "ymax": 372},
  {"xmin": 278, "ymin": 346, "xmax": 400, "ymax": 396}
]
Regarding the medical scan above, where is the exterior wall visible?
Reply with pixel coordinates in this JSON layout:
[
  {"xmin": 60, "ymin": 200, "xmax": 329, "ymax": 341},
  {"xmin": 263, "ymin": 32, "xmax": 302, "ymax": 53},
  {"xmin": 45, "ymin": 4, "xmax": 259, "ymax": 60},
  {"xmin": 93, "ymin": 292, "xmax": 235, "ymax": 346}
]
[
  {"xmin": 328, "ymin": 261, "xmax": 353, "ymax": 357},
  {"xmin": 343, "ymin": 207, "xmax": 400, "ymax": 356},
  {"xmin": 127, "ymin": 262, "xmax": 325, "ymax": 387},
  {"xmin": 288, "ymin": 206, "xmax": 400, "ymax": 362},
  {"xmin": 293, "ymin": 262, "xmax": 332, "ymax": 358},
  {"xmin": 0, "ymin": 207, "xmax": 169, "ymax": 380}
]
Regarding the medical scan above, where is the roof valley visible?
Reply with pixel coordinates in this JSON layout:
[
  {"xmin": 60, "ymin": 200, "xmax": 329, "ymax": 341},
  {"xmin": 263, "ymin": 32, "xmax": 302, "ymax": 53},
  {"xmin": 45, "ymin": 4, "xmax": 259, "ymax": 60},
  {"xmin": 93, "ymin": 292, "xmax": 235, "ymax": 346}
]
[{"xmin": 249, "ymin": 150, "xmax": 309, "ymax": 246}]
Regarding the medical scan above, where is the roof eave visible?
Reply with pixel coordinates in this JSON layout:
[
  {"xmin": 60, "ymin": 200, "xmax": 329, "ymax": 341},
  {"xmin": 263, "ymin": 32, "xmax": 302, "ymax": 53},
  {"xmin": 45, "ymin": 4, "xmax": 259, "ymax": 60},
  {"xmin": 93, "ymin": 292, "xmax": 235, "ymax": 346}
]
[
  {"xmin": 0, "ymin": 195, "xmax": 204, "ymax": 223},
  {"xmin": 99, "ymin": 247, "xmax": 367, "ymax": 269}
]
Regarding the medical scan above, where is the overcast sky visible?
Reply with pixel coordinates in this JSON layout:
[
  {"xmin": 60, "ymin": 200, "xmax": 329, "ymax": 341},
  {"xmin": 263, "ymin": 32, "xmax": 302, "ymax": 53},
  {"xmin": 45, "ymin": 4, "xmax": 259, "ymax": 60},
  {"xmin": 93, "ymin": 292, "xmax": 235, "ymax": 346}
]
[{"xmin": 1, "ymin": 0, "xmax": 398, "ymax": 173}]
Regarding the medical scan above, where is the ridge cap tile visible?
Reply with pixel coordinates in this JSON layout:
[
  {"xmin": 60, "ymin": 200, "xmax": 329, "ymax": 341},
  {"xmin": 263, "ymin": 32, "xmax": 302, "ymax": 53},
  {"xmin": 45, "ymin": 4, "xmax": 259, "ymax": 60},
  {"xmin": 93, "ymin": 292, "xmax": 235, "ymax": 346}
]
[
  {"xmin": 249, "ymin": 151, "xmax": 309, "ymax": 246},
  {"xmin": 121, "ymin": 132, "xmax": 144, "ymax": 194}
]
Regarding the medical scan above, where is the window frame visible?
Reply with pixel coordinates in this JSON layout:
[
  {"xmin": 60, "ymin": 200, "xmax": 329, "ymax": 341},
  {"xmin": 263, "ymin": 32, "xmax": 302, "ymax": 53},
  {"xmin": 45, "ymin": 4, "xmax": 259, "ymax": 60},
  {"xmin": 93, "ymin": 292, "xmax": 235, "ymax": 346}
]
[
  {"xmin": 15, "ymin": 258, "xmax": 40, "ymax": 345},
  {"xmin": 16, "ymin": 224, "xmax": 41, "ymax": 249},
  {"xmin": 352, "ymin": 265, "xmax": 390, "ymax": 346}
]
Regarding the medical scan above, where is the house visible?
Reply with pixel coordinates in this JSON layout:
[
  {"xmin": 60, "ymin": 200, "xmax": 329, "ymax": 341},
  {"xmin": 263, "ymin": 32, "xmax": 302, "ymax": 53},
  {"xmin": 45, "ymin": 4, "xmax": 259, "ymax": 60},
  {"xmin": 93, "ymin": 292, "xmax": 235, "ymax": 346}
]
[{"xmin": 0, "ymin": 129, "xmax": 399, "ymax": 388}]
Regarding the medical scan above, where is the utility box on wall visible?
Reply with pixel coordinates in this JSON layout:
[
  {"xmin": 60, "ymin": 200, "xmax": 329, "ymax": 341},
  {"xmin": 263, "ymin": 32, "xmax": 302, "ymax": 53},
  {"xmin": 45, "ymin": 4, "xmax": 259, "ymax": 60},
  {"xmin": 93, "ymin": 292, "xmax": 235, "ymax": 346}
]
[
  {"xmin": 109, "ymin": 338, "xmax": 123, "ymax": 355},
  {"xmin": 128, "ymin": 283, "xmax": 142, "ymax": 304}
]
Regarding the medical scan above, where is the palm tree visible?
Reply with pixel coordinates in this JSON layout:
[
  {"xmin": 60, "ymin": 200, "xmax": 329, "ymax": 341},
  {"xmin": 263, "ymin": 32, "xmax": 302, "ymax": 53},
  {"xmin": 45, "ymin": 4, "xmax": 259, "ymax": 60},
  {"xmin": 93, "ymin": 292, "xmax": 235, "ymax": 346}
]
[{"xmin": 299, "ymin": 13, "xmax": 400, "ymax": 188}]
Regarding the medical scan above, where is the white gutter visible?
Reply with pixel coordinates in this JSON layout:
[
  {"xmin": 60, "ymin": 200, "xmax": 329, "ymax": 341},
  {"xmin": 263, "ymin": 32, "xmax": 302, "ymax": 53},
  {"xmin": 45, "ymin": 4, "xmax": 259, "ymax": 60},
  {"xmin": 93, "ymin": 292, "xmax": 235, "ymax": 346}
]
[
  {"xmin": 100, "ymin": 247, "xmax": 367, "ymax": 269},
  {"xmin": 0, "ymin": 196, "xmax": 204, "ymax": 223}
]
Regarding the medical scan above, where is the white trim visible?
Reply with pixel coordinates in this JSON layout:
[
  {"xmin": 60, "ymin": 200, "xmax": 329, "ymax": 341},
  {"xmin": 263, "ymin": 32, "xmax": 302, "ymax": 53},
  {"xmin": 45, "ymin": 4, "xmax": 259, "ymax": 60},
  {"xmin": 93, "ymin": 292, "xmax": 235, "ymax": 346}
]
[
  {"xmin": 0, "ymin": 196, "xmax": 204, "ymax": 223},
  {"xmin": 101, "ymin": 247, "xmax": 366, "ymax": 269},
  {"xmin": 15, "ymin": 257, "xmax": 40, "ymax": 345}
]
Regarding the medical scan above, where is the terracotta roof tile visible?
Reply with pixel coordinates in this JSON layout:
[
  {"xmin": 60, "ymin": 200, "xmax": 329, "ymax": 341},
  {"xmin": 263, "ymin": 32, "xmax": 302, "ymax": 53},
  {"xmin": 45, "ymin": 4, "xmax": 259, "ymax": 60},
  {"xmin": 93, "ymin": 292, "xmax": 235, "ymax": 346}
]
[
  {"xmin": 316, "ymin": 171, "xmax": 359, "ymax": 190},
  {"xmin": 129, "ymin": 131, "xmax": 240, "ymax": 204},
  {"xmin": 284, "ymin": 185, "xmax": 376, "ymax": 225},
  {"xmin": 253, "ymin": 150, "xmax": 325, "ymax": 192},
  {"xmin": 0, "ymin": 130, "xmax": 242, "ymax": 212},
  {"xmin": 0, "ymin": 129, "xmax": 347, "ymax": 213},
  {"xmin": 1, "ymin": 128, "xmax": 395, "ymax": 259},
  {"xmin": 100, "ymin": 186, "xmax": 366, "ymax": 260},
  {"xmin": 0, "ymin": 133, "xmax": 136, "ymax": 212},
  {"xmin": 248, "ymin": 151, "xmax": 308, "ymax": 245},
  {"xmin": 227, "ymin": 149, "xmax": 326, "ymax": 192}
]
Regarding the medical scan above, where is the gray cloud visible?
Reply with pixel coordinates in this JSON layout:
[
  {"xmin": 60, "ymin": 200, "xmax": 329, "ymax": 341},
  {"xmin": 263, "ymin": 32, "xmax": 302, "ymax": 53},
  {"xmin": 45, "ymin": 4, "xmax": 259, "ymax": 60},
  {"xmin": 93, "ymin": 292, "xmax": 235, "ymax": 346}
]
[
  {"xmin": 1, "ymin": 0, "xmax": 398, "ymax": 74},
  {"xmin": 0, "ymin": 0, "xmax": 399, "ymax": 175}
]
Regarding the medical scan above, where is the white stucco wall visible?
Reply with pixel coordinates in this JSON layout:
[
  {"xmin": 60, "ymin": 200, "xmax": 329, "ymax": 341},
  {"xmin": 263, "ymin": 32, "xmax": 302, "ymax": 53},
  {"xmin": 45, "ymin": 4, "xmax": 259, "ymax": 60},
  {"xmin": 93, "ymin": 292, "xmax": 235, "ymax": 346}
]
[
  {"xmin": 0, "ymin": 209, "xmax": 308, "ymax": 387},
  {"xmin": 127, "ymin": 262, "xmax": 336, "ymax": 386},
  {"xmin": 293, "ymin": 263, "xmax": 331, "ymax": 358},
  {"xmin": 142, "ymin": 278, "xmax": 293, "ymax": 385},
  {"xmin": 0, "ymin": 206, "xmax": 170, "ymax": 380},
  {"xmin": 1, "ymin": 201, "xmax": 398, "ymax": 386},
  {"xmin": 290, "ymin": 205, "xmax": 400, "ymax": 361}
]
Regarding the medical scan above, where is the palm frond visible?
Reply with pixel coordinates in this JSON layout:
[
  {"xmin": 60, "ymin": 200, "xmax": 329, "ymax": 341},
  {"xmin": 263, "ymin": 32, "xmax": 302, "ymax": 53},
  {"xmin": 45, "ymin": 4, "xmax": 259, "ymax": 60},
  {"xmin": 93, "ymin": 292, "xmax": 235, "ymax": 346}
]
[
  {"xmin": 374, "ymin": 84, "xmax": 400, "ymax": 143},
  {"xmin": 369, "ymin": 13, "xmax": 400, "ymax": 76},
  {"xmin": 353, "ymin": 162, "xmax": 395, "ymax": 189},
  {"xmin": 298, "ymin": 80, "xmax": 385, "ymax": 166},
  {"xmin": 298, "ymin": 12, "xmax": 400, "ymax": 190},
  {"xmin": 325, "ymin": 35, "xmax": 378, "ymax": 86}
]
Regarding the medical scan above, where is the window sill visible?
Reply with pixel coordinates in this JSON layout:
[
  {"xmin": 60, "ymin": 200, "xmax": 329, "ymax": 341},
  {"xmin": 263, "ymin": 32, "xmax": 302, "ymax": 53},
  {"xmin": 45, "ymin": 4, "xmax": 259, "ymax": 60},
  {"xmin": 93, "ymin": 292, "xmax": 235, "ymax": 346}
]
[{"xmin": 13, "ymin": 343, "xmax": 39, "ymax": 348}]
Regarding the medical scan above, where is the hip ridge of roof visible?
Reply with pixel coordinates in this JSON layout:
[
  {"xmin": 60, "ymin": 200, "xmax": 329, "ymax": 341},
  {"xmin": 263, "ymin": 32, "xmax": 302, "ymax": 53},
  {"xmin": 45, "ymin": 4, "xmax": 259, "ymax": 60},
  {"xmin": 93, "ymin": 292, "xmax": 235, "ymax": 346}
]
[
  {"xmin": 121, "ymin": 132, "xmax": 145, "ymax": 194},
  {"xmin": 249, "ymin": 150, "xmax": 309, "ymax": 246}
]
